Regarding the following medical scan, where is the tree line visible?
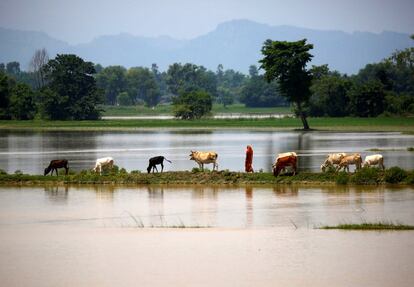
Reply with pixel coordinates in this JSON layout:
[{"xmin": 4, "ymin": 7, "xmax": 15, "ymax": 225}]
[{"xmin": 0, "ymin": 34, "xmax": 413, "ymax": 121}]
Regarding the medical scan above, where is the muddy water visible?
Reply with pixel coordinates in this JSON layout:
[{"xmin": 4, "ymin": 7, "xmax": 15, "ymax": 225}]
[
  {"xmin": 0, "ymin": 185, "xmax": 413, "ymax": 286},
  {"xmin": 0, "ymin": 130, "xmax": 413, "ymax": 174}
]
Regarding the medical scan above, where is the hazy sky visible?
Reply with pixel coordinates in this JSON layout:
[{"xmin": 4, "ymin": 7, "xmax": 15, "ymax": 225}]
[{"xmin": 1, "ymin": 0, "xmax": 413, "ymax": 44}]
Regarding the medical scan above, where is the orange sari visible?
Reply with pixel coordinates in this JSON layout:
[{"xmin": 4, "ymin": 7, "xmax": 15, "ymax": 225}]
[{"xmin": 245, "ymin": 145, "xmax": 254, "ymax": 172}]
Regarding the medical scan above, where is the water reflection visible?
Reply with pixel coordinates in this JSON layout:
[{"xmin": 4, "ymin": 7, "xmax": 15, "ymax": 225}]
[{"xmin": 1, "ymin": 185, "xmax": 413, "ymax": 229}]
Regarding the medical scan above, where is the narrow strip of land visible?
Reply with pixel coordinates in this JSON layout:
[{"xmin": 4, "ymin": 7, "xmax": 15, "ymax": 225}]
[{"xmin": 1, "ymin": 170, "xmax": 413, "ymax": 185}]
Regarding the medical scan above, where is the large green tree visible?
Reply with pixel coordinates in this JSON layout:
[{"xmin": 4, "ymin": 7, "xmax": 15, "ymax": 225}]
[
  {"xmin": 309, "ymin": 66, "xmax": 352, "ymax": 117},
  {"xmin": 9, "ymin": 83, "xmax": 36, "ymax": 120},
  {"xmin": 260, "ymin": 39, "xmax": 314, "ymax": 130},
  {"xmin": 166, "ymin": 63, "xmax": 217, "ymax": 97},
  {"xmin": 126, "ymin": 67, "xmax": 160, "ymax": 107},
  {"xmin": 96, "ymin": 65, "xmax": 127, "ymax": 105},
  {"xmin": 42, "ymin": 54, "xmax": 102, "ymax": 120}
]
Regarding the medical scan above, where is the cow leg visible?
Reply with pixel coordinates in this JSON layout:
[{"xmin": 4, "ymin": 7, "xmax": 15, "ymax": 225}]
[
  {"xmin": 154, "ymin": 165, "xmax": 158, "ymax": 173},
  {"xmin": 161, "ymin": 163, "xmax": 164, "ymax": 173},
  {"xmin": 65, "ymin": 167, "xmax": 68, "ymax": 175},
  {"xmin": 56, "ymin": 169, "xmax": 59, "ymax": 176}
]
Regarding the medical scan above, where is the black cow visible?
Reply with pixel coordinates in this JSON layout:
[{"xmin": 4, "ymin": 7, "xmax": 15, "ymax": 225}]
[{"xmin": 147, "ymin": 156, "xmax": 172, "ymax": 173}]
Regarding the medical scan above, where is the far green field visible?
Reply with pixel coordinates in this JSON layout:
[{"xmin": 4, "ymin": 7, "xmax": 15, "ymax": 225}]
[
  {"xmin": 0, "ymin": 117, "xmax": 413, "ymax": 132},
  {"xmin": 101, "ymin": 103, "xmax": 292, "ymax": 116}
]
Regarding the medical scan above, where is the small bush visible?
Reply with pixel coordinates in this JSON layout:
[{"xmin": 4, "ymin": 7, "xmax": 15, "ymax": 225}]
[
  {"xmin": 407, "ymin": 147, "xmax": 414, "ymax": 152},
  {"xmin": 130, "ymin": 170, "xmax": 141, "ymax": 174},
  {"xmin": 119, "ymin": 168, "xmax": 128, "ymax": 175},
  {"xmin": 0, "ymin": 169, "xmax": 7, "ymax": 175},
  {"xmin": 335, "ymin": 172, "xmax": 349, "ymax": 185},
  {"xmin": 404, "ymin": 171, "xmax": 414, "ymax": 184},
  {"xmin": 384, "ymin": 167, "xmax": 407, "ymax": 183},
  {"xmin": 351, "ymin": 167, "xmax": 381, "ymax": 184},
  {"xmin": 191, "ymin": 167, "xmax": 201, "ymax": 173}
]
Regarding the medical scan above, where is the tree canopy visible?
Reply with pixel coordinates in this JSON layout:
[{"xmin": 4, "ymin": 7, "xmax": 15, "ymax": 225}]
[
  {"xmin": 260, "ymin": 39, "xmax": 314, "ymax": 129},
  {"xmin": 42, "ymin": 54, "xmax": 102, "ymax": 120}
]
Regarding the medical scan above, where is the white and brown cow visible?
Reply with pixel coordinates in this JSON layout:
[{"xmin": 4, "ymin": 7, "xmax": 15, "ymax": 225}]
[
  {"xmin": 320, "ymin": 153, "xmax": 347, "ymax": 172},
  {"xmin": 336, "ymin": 153, "xmax": 362, "ymax": 172},
  {"xmin": 272, "ymin": 152, "xmax": 298, "ymax": 176},
  {"xmin": 93, "ymin": 157, "xmax": 114, "ymax": 175},
  {"xmin": 189, "ymin": 151, "xmax": 218, "ymax": 171},
  {"xmin": 363, "ymin": 154, "xmax": 385, "ymax": 170}
]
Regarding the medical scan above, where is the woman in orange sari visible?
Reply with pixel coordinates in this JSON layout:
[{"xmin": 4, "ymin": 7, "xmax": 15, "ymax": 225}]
[{"xmin": 245, "ymin": 145, "xmax": 254, "ymax": 172}]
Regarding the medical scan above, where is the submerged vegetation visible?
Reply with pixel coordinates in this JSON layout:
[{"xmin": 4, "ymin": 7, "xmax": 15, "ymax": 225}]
[
  {"xmin": 319, "ymin": 222, "xmax": 414, "ymax": 230},
  {"xmin": 0, "ymin": 166, "xmax": 413, "ymax": 185}
]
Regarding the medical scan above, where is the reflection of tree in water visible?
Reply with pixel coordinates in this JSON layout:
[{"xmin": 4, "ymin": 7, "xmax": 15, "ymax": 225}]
[{"xmin": 44, "ymin": 185, "xmax": 69, "ymax": 203}]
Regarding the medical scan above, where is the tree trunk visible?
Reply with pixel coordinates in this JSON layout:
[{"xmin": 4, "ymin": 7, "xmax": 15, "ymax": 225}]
[{"xmin": 296, "ymin": 102, "xmax": 310, "ymax": 130}]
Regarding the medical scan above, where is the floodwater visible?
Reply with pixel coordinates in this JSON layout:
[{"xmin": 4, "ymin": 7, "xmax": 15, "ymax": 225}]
[
  {"xmin": 0, "ymin": 130, "xmax": 413, "ymax": 174},
  {"xmin": 0, "ymin": 185, "xmax": 413, "ymax": 286}
]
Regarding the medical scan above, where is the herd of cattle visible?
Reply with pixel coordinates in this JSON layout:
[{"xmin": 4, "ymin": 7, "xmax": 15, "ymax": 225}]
[{"xmin": 43, "ymin": 151, "xmax": 385, "ymax": 177}]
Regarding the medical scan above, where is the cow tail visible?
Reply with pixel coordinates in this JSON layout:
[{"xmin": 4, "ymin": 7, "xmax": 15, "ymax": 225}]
[{"xmin": 165, "ymin": 158, "xmax": 172, "ymax": 164}]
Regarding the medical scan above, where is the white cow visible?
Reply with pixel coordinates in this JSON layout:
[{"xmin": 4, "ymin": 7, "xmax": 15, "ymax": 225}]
[
  {"xmin": 363, "ymin": 154, "xmax": 385, "ymax": 170},
  {"xmin": 93, "ymin": 157, "xmax": 114, "ymax": 175},
  {"xmin": 320, "ymin": 153, "xmax": 347, "ymax": 172}
]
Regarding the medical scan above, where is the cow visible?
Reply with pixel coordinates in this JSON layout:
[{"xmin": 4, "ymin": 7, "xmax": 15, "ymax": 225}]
[
  {"xmin": 320, "ymin": 153, "xmax": 347, "ymax": 172},
  {"xmin": 272, "ymin": 152, "xmax": 297, "ymax": 176},
  {"xmin": 93, "ymin": 157, "xmax": 114, "ymax": 175},
  {"xmin": 44, "ymin": 159, "xmax": 69, "ymax": 176},
  {"xmin": 189, "ymin": 151, "xmax": 218, "ymax": 171},
  {"xmin": 363, "ymin": 154, "xmax": 385, "ymax": 170},
  {"xmin": 147, "ymin": 156, "xmax": 172, "ymax": 173},
  {"xmin": 336, "ymin": 153, "xmax": 362, "ymax": 172}
]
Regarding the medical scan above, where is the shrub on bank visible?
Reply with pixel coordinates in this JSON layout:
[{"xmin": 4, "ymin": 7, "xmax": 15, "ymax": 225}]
[
  {"xmin": 351, "ymin": 167, "xmax": 381, "ymax": 184},
  {"xmin": 384, "ymin": 167, "xmax": 407, "ymax": 183},
  {"xmin": 335, "ymin": 172, "xmax": 349, "ymax": 185}
]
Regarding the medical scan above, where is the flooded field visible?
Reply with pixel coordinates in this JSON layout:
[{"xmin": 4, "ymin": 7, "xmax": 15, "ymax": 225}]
[
  {"xmin": 0, "ymin": 130, "xmax": 413, "ymax": 174},
  {"xmin": 0, "ymin": 185, "xmax": 413, "ymax": 286}
]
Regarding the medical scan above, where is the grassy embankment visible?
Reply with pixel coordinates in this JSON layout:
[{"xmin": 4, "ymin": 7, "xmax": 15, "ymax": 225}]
[
  {"xmin": 319, "ymin": 222, "xmax": 414, "ymax": 230},
  {"xmin": 1, "ymin": 117, "xmax": 414, "ymax": 132},
  {"xmin": 101, "ymin": 103, "xmax": 292, "ymax": 116},
  {"xmin": 1, "ymin": 167, "xmax": 413, "ymax": 185}
]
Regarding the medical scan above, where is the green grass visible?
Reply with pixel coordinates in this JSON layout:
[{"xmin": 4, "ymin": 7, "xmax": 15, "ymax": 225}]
[
  {"xmin": 1, "ymin": 168, "xmax": 413, "ymax": 185},
  {"xmin": 319, "ymin": 222, "xmax": 414, "ymax": 230},
  {"xmin": 101, "ymin": 103, "xmax": 292, "ymax": 116},
  {"xmin": 1, "ymin": 117, "xmax": 414, "ymax": 131}
]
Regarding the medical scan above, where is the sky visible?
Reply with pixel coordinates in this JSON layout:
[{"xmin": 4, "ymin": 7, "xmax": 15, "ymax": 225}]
[{"xmin": 0, "ymin": 0, "xmax": 413, "ymax": 44}]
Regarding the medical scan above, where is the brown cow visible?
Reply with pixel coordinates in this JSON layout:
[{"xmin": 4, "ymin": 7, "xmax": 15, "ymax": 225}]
[
  {"xmin": 272, "ymin": 153, "xmax": 297, "ymax": 176},
  {"xmin": 336, "ymin": 153, "xmax": 362, "ymax": 172},
  {"xmin": 44, "ymin": 159, "xmax": 69, "ymax": 176}
]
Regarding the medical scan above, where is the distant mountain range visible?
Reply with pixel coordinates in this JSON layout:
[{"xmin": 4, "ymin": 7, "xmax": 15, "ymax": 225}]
[{"xmin": 1, "ymin": 19, "xmax": 412, "ymax": 74}]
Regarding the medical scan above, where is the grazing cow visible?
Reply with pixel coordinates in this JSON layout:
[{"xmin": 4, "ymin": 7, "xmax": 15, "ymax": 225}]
[
  {"xmin": 44, "ymin": 159, "xmax": 69, "ymax": 176},
  {"xmin": 272, "ymin": 152, "xmax": 297, "ymax": 176},
  {"xmin": 93, "ymin": 157, "xmax": 114, "ymax": 175},
  {"xmin": 336, "ymin": 153, "xmax": 362, "ymax": 172},
  {"xmin": 147, "ymin": 156, "xmax": 172, "ymax": 173},
  {"xmin": 320, "ymin": 153, "xmax": 347, "ymax": 172},
  {"xmin": 190, "ymin": 151, "xmax": 218, "ymax": 171},
  {"xmin": 363, "ymin": 154, "xmax": 385, "ymax": 170}
]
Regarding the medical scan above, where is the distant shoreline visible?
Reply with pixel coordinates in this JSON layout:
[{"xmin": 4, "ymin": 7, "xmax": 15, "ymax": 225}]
[{"xmin": 0, "ymin": 117, "xmax": 413, "ymax": 132}]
